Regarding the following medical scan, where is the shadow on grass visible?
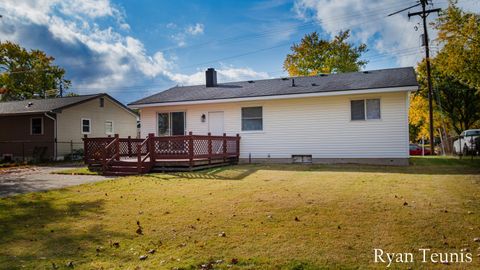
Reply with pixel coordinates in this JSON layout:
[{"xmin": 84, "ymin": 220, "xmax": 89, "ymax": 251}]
[
  {"xmin": 0, "ymin": 195, "xmax": 129, "ymax": 268},
  {"xmin": 141, "ymin": 157, "xmax": 480, "ymax": 181}
]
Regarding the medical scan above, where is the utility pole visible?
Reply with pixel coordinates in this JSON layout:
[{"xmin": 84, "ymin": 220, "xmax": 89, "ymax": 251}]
[
  {"xmin": 409, "ymin": 0, "xmax": 440, "ymax": 154},
  {"xmin": 388, "ymin": 0, "xmax": 441, "ymax": 154}
]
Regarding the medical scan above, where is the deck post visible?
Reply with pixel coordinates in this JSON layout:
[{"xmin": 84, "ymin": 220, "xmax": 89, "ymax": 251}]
[
  {"xmin": 208, "ymin": 132, "xmax": 212, "ymax": 165},
  {"xmin": 223, "ymin": 133, "xmax": 227, "ymax": 162},
  {"xmin": 236, "ymin": 133, "xmax": 240, "ymax": 163},
  {"xmin": 83, "ymin": 135, "xmax": 88, "ymax": 164},
  {"xmin": 188, "ymin": 131, "xmax": 194, "ymax": 168},
  {"xmin": 137, "ymin": 144, "xmax": 142, "ymax": 174},
  {"xmin": 102, "ymin": 143, "xmax": 107, "ymax": 172},
  {"xmin": 148, "ymin": 133, "xmax": 155, "ymax": 164},
  {"xmin": 127, "ymin": 136, "xmax": 132, "ymax": 157},
  {"xmin": 114, "ymin": 134, "xmax": 120, "ymax": 161}
]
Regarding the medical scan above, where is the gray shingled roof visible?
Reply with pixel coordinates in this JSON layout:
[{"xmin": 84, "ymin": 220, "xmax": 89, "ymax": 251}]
[
  {"xmin": 129, "ymin": 67, "xmax": 418, "ymax": 106},
  {"xmin": 0, "ymin": 94, "xmax": 103, "ymax": 115}
]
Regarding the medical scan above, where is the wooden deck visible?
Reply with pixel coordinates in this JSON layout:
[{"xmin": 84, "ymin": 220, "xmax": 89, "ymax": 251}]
[{"xmin": 83, "ymin": 133, "xmax": 240, "ymax": 175}]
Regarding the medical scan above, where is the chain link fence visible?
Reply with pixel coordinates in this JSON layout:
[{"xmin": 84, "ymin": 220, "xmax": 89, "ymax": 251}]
[{"xmin": 0, "ymin": 140, "xmax": 85, "ymax": 163}]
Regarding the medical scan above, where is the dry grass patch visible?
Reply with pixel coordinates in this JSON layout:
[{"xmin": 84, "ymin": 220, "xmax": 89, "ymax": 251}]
[{"xmin": 0, "ymin": 158, "xmax": 479, "ymax": 269}]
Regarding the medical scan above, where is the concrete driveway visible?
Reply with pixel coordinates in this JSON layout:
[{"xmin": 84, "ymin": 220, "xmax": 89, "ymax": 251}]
[{"xmin": 0, "ymin": 164, "xmax": 111, "ymax": 197}]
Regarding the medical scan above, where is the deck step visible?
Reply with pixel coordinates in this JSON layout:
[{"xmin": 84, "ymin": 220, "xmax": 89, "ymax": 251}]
[
  {"xmin": 110, "ymin": 160, "xmax": 148, "ymax": 166},
  {"xmin": 107, "ymin": 166, "xmax": 148, "ymax": 173},
  {"xmin": 104, "ymin": 171, "xmax": 143, "ymax": 176}
]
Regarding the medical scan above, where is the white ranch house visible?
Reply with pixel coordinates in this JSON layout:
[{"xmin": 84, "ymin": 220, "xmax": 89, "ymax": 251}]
[{"xmin": 129, "ymin": 67, "xmax": 418, "ymax": 166}]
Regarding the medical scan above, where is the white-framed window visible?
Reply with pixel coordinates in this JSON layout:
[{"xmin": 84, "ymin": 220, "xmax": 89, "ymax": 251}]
[
  {"xmin": 351, "ymin": 99, "xmax": 381, "ymax": 121},
  {"xmin": 241, "ymin": 106, "xmax": 263, "ymax": 131},
  {"xmin": 157, "ymin": 112, "xmax": 185, "ymax": 136},
  {"xmin": 81, "ymin": 118, "xmax": 91, "ymax": 134},
  {"xmin": 30, "ymin": 117, "xmax": 43, "ymax": 135},
  {"xmin": 105, "ymin": 120, "xmax": 114, "ymax": 134}
]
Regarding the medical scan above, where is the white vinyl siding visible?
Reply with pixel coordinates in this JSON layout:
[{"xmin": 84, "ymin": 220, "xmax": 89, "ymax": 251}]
[
  {"xmin": 139, "ymin": 91, "xmax": 409, "ymax": 158},
  {"xmin": 56, "ymin": 97, "xmax": 137, "ymax": 159}
]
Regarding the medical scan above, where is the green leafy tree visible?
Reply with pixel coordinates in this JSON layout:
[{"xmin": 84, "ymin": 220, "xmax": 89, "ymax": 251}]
[
  {"xmin": 0, "ymin": 41, "xmax": 70, "ymax": 101},
  {"xmin": 410, "ymin": 59, "xmax": 480, "ymax": 140},
  {"xmin": 435, "ymin": 1, "xmax": 480, "ymax": 90},
  {"xmin": 283, "ymin": 30, "xmax": 367, "ymax": 76}
]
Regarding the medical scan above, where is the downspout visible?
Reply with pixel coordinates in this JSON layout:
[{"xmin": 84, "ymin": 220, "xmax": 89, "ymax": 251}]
[{"xmin": 44, "ymin": 112, "xmax": 57, "ymax": 160}]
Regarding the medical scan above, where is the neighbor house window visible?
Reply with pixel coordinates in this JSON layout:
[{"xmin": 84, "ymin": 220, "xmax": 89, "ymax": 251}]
[
  {"xmin": 105, "ymin": 121, "xmax": 114, "ymax": 134},
  {"xmin": 351, "ymin": 99, "xmax": 381, "ymax": 121},
  {"xmin": 81, "ymin": 118, "xmax": 91, "ymax": 134},
  {"xmin": 158, "ymin": 112, "xmax": 185, "ymax": 136},
  {"xmin": 31, "ymin": 117, "xmax": 43, "ymax": 135},
  {"xmin": 242, "ymin": 106, "xmax": 263, "ymax": 131},
  {"xmin": 99, "ymin": 97, "xmax": 105, "ymax": 107}
]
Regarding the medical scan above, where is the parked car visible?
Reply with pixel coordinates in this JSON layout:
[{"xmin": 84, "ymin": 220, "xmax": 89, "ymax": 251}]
[
  {"xmin": 409, "ymin": 144, "xmax": 431, "ymax": 156},
  {"xmin": 453, "ymin": 129, "xmax": 480, "ymax": 155}
]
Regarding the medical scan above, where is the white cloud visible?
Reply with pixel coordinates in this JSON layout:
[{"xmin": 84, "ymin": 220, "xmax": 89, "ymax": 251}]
[
  {"xmin": 0, "ymin": 1, "xmax": 267, "ymax": 94},
  {"xmin": 171, "ymin": 23, "xmax": 205, "ymax": 47},
  {"xmin": 186, "ymin": 23, "xmax": 204, "ymax": 35},
  {"xmin": 166, "ymin": 22, "xmax": 177, "ymax": 29},
  {"xmin": 293, "ymin": 0, "xmax": 480, "ymax": 67},
  {"xmin": 59, "ymin": 0, "xmax": 115, "ymax": 18}
]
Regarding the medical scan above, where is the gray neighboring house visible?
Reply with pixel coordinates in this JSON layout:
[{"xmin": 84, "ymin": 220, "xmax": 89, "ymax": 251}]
[{"xmin": 0, "ymin": 94, "xmax": 138, "ymax": 161}]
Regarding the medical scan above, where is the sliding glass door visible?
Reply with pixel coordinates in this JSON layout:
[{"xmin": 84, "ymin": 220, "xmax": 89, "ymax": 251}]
[{"xmin": 158, "ymin": 112, "xmax": 185, "ymax": 136}]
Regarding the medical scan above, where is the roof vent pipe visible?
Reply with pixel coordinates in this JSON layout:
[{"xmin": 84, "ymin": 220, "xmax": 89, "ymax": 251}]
[
  {"xmin": 205, "ymin": 68, "xmax": 217, "ymax": 87},
  {"xmin": 292, "ymin": 78, "xmax": 295, "ymax": 87}
]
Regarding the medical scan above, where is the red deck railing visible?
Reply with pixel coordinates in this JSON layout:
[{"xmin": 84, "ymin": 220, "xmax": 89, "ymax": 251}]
[{"xmin": 83, "ymin": 132, "xmax": 240, "ymax": 173}]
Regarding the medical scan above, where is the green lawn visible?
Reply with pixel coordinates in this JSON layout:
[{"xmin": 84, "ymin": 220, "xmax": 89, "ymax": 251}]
[{"xmin": 1, "ymin": 157, "xmax": 479, "ymax": 269}]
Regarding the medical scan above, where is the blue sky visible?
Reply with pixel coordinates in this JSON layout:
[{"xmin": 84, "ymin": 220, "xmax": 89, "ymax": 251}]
[{"xmin": 0, "ymin": 0, "xmax": 479, "ymax": 104}]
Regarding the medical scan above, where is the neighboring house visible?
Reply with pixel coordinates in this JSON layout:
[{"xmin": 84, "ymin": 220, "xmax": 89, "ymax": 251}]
[
  {"xmin": 0, "ymin": 94, "xmax": 138, "ymax": 161},
  {"xmin": 129, "ymin": 67, "xmax": 418, "ymax": 165}
]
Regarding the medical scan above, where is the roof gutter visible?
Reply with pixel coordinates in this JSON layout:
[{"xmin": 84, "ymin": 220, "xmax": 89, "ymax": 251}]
[{"xmin": 129, "ymin": 85, "xmax": 418, "ymax": 109}]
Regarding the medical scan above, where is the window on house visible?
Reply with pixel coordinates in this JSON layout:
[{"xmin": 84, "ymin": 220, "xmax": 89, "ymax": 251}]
[
  {"xmin": 81, "ymin": 118, "xmax": 91, "ymax": 134},
  {"xmin": 31, "ymin": 117, "xmax": 43, "ymax": 135},
  {"xmin": 157, "ymin": 112, "xmax": 185, "ymax": 136},
  {"xmin": 105, "ymin": 121, "xmax": 113, "ymax": 134},
  {"xmin": 100, "ymin": 97, "xmax": 104, "ymax": 107},
  {"xmin": 351, "ymin": 100, "xmax": 365, "ymax": 121},
  {"xmin": 242, "ymin": 106, "xmax": 263, "ymax": 131},
  {"xmin": 366, "ymin": 99, "xmax": 381, "ymax": 119},
  {"xmin": 351, "ymin": 99, "xmax": 381, "ymax": 121}
]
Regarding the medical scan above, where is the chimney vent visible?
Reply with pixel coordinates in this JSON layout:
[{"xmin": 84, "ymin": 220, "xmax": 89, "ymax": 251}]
[
  {"xmin": 292, "ymin": 78, "xmax": 296, "ymax": 87},
  {"xmin": 205, "ymin": 68, "xmax": 217, "ymax": 87}
]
